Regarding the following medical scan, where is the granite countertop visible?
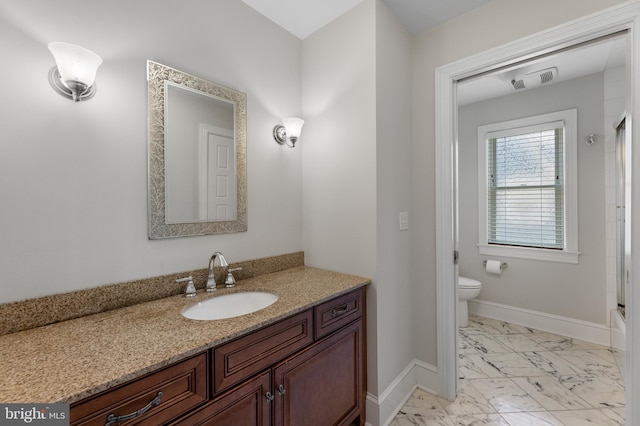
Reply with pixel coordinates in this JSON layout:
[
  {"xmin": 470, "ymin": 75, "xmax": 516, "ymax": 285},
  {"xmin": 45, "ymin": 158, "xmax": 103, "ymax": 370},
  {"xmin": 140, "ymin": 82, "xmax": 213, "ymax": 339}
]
[{"xmin": 0, "ymin": 266, "xmax": 370, "ymax": 404}]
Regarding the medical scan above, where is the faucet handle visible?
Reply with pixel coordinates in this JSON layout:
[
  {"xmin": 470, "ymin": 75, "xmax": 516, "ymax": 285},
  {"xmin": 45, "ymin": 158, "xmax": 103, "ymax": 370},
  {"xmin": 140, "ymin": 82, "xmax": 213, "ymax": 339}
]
[
  {"xmin": 177, "ymin": 276, "xmax": 196, "ymax": 297},
  {"xmin": 225, "ymin": 267, "xmax": 242, "ymax": 288},
  {"xmin": 206, "ymin": 271, "xmax": 217, "ymax": 292}
]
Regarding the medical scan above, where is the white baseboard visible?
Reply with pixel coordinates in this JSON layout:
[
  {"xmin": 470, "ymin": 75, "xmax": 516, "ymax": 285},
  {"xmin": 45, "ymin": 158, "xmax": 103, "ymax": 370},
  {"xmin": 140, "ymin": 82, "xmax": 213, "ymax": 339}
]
[
  {"xmin": 468, "ymin": 299, "xmax": 611, "ymax": 347},
  {"xmin": 365, "ymin": 359, "xmax": 438, "ymax": 426}
]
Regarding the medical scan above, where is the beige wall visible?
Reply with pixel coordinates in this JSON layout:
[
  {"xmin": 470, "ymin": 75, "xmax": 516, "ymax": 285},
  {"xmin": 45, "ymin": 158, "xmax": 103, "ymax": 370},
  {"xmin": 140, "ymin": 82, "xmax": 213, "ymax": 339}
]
[
  {"xmin": 375, "ymin": 0, "xmax": 414, "ymax": 396},
  {"xmin": 411, "ymin": 0, "xmax": 627, "ymax": 365},
  {"xmin": 301, "ymin": 1, "xmax": 376, "ymax": 278},
  {"xmin": 0, "ymin": 0, "xmax": 303, "ymax": 303},
  {"xmin": 301, "ymin": 0, "xmax": 380, "ymax": 391},
  {"xmin": 300, "ymin": 0, "xmax": 414, "ymax": 401}
]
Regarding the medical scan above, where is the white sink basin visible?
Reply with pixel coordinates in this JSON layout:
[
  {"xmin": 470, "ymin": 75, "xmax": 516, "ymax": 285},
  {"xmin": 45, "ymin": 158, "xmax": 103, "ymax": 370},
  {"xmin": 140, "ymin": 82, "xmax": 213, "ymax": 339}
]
[{"xmin": 181, "ymin": 291, "xmax": 278, "ymax": 320}]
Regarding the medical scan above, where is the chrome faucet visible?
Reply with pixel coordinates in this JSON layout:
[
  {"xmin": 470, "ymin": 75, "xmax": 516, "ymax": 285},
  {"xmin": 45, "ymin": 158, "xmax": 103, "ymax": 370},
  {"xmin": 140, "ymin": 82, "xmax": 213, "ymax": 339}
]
[{"xmin": 206, "ymin": 252, "xmax": 228, "ymax": 292}]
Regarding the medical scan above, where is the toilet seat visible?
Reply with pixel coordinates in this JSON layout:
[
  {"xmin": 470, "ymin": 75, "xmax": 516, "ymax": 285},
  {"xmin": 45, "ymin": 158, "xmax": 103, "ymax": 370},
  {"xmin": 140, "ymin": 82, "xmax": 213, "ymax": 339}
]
[{"xmin": 459, "ymin": 276, "xmax": 481, "ymax": 289}]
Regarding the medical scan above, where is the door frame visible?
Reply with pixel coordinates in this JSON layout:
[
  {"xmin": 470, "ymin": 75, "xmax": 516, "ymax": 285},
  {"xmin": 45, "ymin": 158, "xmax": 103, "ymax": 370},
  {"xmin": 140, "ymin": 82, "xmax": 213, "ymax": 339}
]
[{"xmin": 435, "ymin": 2, "xmax": 640, "ymax": 424}]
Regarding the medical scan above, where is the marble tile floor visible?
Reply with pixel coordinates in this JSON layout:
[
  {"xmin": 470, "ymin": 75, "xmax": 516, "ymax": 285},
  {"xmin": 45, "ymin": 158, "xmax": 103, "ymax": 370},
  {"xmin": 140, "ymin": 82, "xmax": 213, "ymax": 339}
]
[{"xmin": 391, "ymin": 315, "xmax": 625, "ymax": 426}]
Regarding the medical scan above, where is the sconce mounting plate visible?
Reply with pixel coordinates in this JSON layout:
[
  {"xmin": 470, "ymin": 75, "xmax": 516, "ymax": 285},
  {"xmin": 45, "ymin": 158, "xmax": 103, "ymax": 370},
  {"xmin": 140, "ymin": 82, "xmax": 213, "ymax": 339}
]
[{"xmin": 273, "ymin": 125, "xmax": 287, "ymax": 145}]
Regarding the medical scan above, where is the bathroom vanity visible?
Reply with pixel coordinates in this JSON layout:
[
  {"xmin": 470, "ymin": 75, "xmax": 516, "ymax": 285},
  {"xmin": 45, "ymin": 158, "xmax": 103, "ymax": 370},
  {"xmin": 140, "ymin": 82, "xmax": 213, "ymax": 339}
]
[
  {"xmin": 0, "ymin": 265, "xmax": 368, "ymax": 426},
  {"xmin": 71, "ymin": 288, "xmax": 365, "ymax": 425}
]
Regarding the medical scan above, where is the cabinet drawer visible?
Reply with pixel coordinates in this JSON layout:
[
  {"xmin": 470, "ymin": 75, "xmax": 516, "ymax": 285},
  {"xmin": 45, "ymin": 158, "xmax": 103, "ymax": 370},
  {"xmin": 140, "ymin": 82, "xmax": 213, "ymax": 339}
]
[
  {"xmin": 213, "ymin": 309, "xmax": 313, "ymax": 394},
  {"xmin": 71, "ymin": 353, "xmax": 207, "ymax": 426},
  {"xmin": 314, "ymin": 287, "xmax": 363, "ymax": 339}
]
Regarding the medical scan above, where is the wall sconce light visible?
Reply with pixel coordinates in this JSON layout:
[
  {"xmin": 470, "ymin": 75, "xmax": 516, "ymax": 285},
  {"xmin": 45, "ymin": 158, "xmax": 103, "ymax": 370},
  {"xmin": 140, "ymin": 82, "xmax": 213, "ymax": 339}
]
[
  {"xmin": 48, "ymin": 42, "xmax": 103, "ymax": 102},
  {"xmin": 273, "ymin": 117, "xmax": 304, "ymax": 148}
]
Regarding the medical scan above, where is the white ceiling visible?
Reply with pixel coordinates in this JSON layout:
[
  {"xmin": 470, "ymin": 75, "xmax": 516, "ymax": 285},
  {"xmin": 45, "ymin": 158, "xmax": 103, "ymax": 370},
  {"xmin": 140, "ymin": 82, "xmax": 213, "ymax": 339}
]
[
  {"xmin": 240, "ymin": 0, "xmax": 490, "ymax": 39},
  {"xmin": 240, "ymin": 0, "xmax": 364, "ymax": 40},
  {"xmin": 383, "ymin": 0, "xmax": 490, "ymax": 35}
]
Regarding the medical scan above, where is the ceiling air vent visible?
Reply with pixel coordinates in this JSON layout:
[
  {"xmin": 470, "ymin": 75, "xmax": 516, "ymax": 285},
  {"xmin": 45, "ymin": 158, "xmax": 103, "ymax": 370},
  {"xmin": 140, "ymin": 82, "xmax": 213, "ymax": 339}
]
[
  {"xmin": 525, "ymin": 67, "xmax": 558, "ymax": 85},
  {"xmin": 509, "ymin": 67, "xmax": 558, "ymax": 91}
]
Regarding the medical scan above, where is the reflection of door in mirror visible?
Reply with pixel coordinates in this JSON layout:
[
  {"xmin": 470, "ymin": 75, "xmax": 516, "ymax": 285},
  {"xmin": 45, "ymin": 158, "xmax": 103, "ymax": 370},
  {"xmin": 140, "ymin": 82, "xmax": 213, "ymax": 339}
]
[
  {"xmin": 165, "ymin": 82, "xmax": 236, "ymax": 224},
  {"xmin": 199, "ymin": 124, "xmax": 236, "ymax": 221}
]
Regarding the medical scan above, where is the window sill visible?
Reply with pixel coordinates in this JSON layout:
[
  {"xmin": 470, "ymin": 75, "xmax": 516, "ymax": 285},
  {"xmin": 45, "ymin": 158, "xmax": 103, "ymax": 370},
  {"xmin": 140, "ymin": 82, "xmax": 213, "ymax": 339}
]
[{"xmin": 477, "ymin": 244, "xmax": 581, "ymax": 264}]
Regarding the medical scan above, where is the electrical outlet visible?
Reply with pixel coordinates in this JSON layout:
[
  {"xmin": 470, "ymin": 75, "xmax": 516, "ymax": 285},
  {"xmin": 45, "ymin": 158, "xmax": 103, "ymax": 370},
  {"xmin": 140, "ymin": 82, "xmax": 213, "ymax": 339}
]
[{"xmin": 399, "ymin": 212, "xmax": 409, "ymax": 231}]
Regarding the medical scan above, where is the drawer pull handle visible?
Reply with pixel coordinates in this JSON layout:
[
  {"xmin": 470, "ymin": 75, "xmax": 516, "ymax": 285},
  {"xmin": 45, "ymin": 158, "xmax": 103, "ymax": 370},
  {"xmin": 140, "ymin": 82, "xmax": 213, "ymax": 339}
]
[
  {"xmin": 105, "ymin": 391, "xmax": 163, "ymax": 425},
  {"xmin": 331, "ymin": 305, "xmax": 350, "ymax": 318},
  {"xmin": 277, "ymin": 384, "xmax": 286, "ymax": 396},
  {"xmin": 265, "ymin": 392, "xmax": 275, "ymax": 402}
]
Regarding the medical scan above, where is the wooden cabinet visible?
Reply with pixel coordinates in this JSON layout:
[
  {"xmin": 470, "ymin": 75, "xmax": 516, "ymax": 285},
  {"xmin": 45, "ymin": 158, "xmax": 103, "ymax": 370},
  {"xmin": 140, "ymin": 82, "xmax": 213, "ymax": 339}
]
[
  {"xmin": 70, "ymin": 287, "xmax": 366, "ymax": 426},
  {"xmin": 216, "ymin": 287, "xmax": 366, "ymax": 426}
]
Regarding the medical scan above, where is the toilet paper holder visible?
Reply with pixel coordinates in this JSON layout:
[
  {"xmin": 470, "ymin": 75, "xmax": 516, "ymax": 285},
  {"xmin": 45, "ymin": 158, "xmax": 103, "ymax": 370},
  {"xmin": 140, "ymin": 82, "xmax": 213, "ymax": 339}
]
[{"xmin": 483, "ymin": 260, "xmax": 508, "ymax": 270}]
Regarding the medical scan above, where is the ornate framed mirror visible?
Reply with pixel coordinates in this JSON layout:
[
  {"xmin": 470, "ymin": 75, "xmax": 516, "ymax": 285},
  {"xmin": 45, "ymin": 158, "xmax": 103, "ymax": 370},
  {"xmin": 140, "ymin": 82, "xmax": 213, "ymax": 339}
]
[{"xmin": 147, "ymin": 61, "xmax": 247, "ymax": 239}]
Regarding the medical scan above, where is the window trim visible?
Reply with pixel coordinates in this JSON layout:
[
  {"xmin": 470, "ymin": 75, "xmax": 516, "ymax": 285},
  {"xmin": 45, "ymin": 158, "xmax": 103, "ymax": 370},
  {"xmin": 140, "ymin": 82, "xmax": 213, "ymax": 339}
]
[{"xmin": 477, "ymin": 109, "xmax": 580, "ymax": 264}]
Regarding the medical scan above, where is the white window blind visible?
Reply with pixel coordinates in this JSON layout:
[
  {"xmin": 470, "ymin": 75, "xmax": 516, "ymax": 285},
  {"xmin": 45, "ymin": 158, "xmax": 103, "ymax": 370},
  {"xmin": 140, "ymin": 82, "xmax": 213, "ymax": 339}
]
[
  {"xmin": 477, "ymin": 109, "xmax": 578, "ymax": 263},
  {"xmin": 487, "ymin": 124, "xmax": 564, "ymax": 249}
]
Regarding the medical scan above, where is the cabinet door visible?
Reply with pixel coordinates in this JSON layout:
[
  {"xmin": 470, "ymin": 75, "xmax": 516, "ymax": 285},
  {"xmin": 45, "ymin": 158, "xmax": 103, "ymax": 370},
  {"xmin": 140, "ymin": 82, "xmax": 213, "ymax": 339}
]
[
  {"xmin": 171, "ymin": 371, "xmax": 271, "ymax": 426},
  {"xmin": 273, "ymin": 320, "xmax": 363, "ymax": 426}
]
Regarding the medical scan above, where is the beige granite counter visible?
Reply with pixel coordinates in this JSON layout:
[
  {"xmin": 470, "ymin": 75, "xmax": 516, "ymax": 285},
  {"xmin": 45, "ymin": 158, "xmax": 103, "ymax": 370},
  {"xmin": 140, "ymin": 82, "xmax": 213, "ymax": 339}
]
[{"xmin": 0, "ymin": 266, "xmax": 370, "ymax": 404}]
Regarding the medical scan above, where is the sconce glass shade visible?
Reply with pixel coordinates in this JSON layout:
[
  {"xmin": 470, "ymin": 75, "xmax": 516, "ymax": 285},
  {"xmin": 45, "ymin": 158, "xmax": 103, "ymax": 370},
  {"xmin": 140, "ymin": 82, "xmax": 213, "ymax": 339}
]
[
  {"xmin": 48, "ymin": 42, "xmax": 102, "ymax": 102},
  {"xmin": 282, "ymin": 117, "xmax": 304, "ymax": 140},
  {"xmin": 273, "ymin": 117, "xmax": 304, "ymax": 147}
]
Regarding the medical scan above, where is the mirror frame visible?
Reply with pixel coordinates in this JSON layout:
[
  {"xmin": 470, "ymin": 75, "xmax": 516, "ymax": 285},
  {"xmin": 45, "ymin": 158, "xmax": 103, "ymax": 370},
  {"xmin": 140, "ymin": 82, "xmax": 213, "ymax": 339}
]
[{"xmin": 147, "ymin": 60, "xmax": 247, "ymax": 239}]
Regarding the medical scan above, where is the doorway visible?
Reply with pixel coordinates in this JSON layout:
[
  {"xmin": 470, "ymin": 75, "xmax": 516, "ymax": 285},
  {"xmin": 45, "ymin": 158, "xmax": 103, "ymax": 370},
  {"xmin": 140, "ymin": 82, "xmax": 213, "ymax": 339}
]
[
  {"xmin": 435, "ymin": 3, "xmax": 639, "ymax": 424},
  {"xmin": 455, "ymin": 32, "xmax": 626, "ymax": 330}
]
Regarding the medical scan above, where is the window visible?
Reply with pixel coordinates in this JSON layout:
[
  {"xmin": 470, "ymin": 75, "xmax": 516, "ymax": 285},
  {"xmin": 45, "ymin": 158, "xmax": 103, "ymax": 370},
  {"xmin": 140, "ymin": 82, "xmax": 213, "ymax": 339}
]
[
  {"xmin": 478, "ymin": 109, "xmax": 580, "ymax": 263},
  {"xmin": 488, "ymin": 126, "xmax": 563, "ymax": 249}
]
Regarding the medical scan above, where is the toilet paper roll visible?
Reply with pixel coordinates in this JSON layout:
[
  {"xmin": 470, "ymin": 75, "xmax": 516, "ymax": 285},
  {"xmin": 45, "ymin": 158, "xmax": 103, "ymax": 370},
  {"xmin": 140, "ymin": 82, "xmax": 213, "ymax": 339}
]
[{"xmin": 485, "ymin": 260, "xmax": 502, "ymax": 275}]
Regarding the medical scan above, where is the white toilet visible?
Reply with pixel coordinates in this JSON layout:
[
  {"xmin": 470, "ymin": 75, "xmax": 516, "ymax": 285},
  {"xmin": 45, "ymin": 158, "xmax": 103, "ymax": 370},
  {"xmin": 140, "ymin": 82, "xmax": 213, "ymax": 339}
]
[{"xmin": 458, "ymin": 276, "xmax": 482, "ymax": 327}]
